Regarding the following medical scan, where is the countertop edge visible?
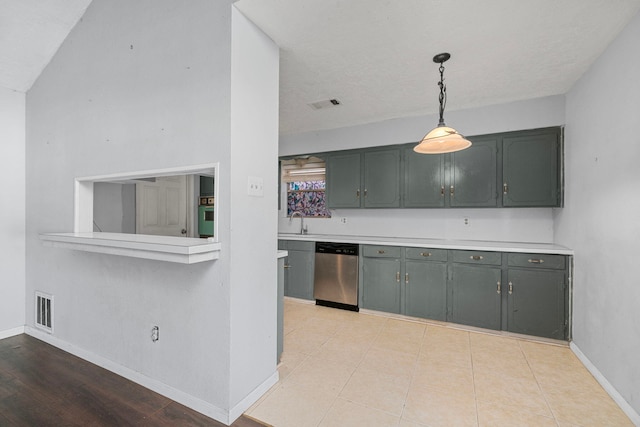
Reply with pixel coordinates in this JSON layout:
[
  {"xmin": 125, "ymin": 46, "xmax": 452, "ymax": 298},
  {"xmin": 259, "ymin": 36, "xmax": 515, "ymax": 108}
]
[
  {"xmin": 40, "ymin": 232, "xmax": 221, "ymax": 263},
  {"xmin": 278, "ymin": 234, "xmax": 573, "ymax": 255}
]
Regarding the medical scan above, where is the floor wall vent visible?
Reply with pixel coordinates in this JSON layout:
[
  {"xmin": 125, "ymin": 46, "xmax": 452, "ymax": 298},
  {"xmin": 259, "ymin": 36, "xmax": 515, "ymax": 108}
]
[{"xmin": 35, "ymin": 292, "xmax": 53, "ymax": 333}]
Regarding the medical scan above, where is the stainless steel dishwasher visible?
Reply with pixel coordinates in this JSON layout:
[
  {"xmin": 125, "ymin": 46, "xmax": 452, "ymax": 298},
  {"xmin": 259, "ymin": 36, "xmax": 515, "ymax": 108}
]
[{"xmin": 313, "ymin": 242, "xmax": 359, "ymax": 311}]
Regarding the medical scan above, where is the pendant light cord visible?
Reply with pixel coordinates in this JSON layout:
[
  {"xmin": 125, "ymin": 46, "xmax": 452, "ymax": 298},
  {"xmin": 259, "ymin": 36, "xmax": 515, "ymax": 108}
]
[{"xmin": 437, "ymin": 62, "xmax": 447, "ymax": 127}]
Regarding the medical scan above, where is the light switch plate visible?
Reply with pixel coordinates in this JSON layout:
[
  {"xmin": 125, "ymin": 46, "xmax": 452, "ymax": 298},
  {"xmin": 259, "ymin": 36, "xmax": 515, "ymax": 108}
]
[{"xmin": 247, "ymin": 176, "xmax": 264, "ymax": 197}]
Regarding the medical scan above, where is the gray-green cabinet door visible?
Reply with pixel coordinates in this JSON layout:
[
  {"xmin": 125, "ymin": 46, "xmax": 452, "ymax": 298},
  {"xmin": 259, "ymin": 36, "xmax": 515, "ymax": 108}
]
[
  {"xmin": 405, "ymin": 261, "xmax": 447, "ymax": 320},
  {"xmin": 450, "ymin": 138, "xmax": 498, "ymax": 207},
  {"xmin": 507, "ymin": 269, "xmax": 566, "ymax": 339},
  {"xmin": 502, "ymin": 130, "xmax": 560, "ymax": 207},
  {"xmin": 277, "ymin": 257, "xmax": 285, "ymax": 363},
  {"xmin": 327, "ymin": 152, "xmax": 361, "ymax": 208},
  {"xmin": 403, "ymin": 146, "xmax": 446, "ymax": 207},
  {"xmin": 362, "ymin": 257, "xmax": 401, "ymax": 314},
  {"xmin": 284, "ymin": 250, "xmax": 315, "ymax": 300},
  {"xmin": 450, "ymin": 264, "xmax": 501, "ymax": 329},
  {"xmin": 363, "ymin": 149, "xmax": 401, "ymax": 208}
]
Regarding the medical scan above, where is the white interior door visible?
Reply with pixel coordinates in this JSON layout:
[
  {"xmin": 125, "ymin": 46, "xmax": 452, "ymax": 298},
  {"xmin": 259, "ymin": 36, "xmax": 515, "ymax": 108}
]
[{"xmin": 136, "ymin": 175, "xmax": 187, "ymax": 237}]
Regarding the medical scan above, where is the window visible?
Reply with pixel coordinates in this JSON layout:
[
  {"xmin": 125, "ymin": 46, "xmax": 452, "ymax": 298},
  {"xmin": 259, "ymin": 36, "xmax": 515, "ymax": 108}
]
[
  {"xmin": 281, "ymin": 157, "xmax": 331, "ymax": 218},
  {"xmin": 76, "ymin": 164, "xmax": 219, "ymax": 241}
]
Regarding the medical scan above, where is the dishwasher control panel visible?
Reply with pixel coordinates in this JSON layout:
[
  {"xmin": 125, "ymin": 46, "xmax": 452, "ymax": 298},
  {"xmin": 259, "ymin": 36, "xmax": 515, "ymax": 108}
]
[{"xmin": 315, "ymin": 242, "xmax": 359, "ymax": 256}]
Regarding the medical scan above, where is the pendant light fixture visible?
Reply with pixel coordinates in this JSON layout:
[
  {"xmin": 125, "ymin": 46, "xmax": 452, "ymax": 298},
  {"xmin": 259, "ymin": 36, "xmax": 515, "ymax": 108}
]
[{"xmin": 414, "ymin": 53, "xmax": 471, "ymax": 154}]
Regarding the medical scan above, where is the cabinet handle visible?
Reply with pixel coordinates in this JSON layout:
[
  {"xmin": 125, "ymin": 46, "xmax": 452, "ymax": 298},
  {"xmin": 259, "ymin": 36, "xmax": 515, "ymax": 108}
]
[
  {"xmin": 508, "ymin": 281, "xmax": 513, "ymax": 295},
  {"xmin": 503, "ymin": 182, "xmax": 509, "ymax": 194},
  {"xmin": 420, "ymin": 252, "xmax": 432, "ymax": 257},
  {"xmin": 356, "ymin": 189, "xmax": 360, "ymax": 198},
  {"xmin": 528, "ymin": 258, "xmax": 544, "ymax": 264},
  {"xmin": 440, "ymin": 186, "xmax": 445, "ymax": 197},
  {"xmin": 377, "ymin": 250, "xmax": 385, "ymax": 254},
  {"xmin": 470, "ymin": 255, "xmax": 484, "ymax": 261},
  {"xmin": 396, "ymin": 271, "xmax": 400, "ymax": 283},
  {"xmin": 364, "ymin": 189, "xmax": 368, "ymax": 197},
  {"xmin": 450, "ymin": 185, "xmax": 455, "ymax": 196},
  {"xmin": 405, "ymin": 273, "xmax": 409, "ymax": 284},
  {"xmin": 283, "ymin": 264, "xmax": 291, "ymax": 269},
  {"xmin": 497, "ymin": 281, "xmax": 501, "ymax": 294}
]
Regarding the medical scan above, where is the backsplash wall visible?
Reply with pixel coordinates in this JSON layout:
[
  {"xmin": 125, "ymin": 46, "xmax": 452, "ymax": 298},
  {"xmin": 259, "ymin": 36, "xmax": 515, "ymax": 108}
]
[{"xmin": 279, "ymin": 207, "xmax": 555, "ymax": 243}]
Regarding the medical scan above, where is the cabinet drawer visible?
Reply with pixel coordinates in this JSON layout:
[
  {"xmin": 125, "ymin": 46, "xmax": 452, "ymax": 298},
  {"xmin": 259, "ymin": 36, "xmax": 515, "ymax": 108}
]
[
  {"xmin": 405, "ymin": 247, "xmax": 448, "ymax": 262},
  {"xmin": 451, "ymin": 250, "xmax": 502, "ymax": 265},
  {"xmin": 507, "ymin": 253, "xmax": 566, "ymax": 270},
  {"xmin": 362, "ymin": 245, "xmax": 402, "ymax": 258},
  {"xmin": 285, "ymin": 240, "xmax": 315, "ymax": 252}
]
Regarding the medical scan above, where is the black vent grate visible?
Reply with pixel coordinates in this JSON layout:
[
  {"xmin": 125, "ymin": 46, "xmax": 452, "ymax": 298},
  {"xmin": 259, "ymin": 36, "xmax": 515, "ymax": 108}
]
[{"xmin": 35, "ymin": 292, "xmax": 53, "ymax": 332}]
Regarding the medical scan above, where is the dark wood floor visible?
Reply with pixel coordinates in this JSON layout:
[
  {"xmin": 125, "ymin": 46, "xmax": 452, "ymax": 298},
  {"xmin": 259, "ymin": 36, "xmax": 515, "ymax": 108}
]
[{"xmin": 0, "ymin": 334, "xmax": 269, "ymax": 427}]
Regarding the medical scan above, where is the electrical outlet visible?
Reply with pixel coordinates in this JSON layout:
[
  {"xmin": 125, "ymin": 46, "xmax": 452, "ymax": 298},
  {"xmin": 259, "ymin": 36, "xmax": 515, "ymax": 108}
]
[
  {"xmin": 151, "ymin": 326, "xmax": 159, "ymax": 342},
  {"xmin": 340, "ymin": 217, "xmax": 348, "ymax": 224},
  {"xmin": 464, "ymin": 217, "xmax": 470, "ymax": 226}
]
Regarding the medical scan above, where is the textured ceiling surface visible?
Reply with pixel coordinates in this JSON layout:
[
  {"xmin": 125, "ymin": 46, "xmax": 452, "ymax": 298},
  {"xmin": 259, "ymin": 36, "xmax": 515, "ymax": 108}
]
[
  {"xmin": 0, "ymin": 0, "xmax": 92, "ymax": 93},
  {"xmin": 236, "ymin": 0, "xmax": 640, "ymax": 135},
  {"xmin": 2, "ymin": 1, "xmax": 639, "ymax": 136}
]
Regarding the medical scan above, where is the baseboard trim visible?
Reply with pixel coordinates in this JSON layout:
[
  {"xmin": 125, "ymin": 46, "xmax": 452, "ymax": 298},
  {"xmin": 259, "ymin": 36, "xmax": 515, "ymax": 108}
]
[
  {"xmin": 570, "ymin": 342, "xmax": 640, "ymax": 425},
  {"xmin": 229, "ymin": 371, "xmax": 279, "ymax": 422},
  {"xmin": 0, "ymin": 326, "xmax": 25, "ymax": 340},
  {"xmin": 24, "ymin": 327, "xmax": 239, "ymax": 424}
]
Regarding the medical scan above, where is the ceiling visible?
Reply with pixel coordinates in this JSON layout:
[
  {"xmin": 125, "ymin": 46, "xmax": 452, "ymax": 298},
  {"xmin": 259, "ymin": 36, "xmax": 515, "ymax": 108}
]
[
  {"xmin": 0, "ymin": 0, "xmax": 92, "ymax": 93},
  {"xmin": 2, "ymin": 0, "xmax": 639, "ymax": 136},
  {"xmin": 236, "ymin": 0, "xmax": 640, "ymax": 135}
]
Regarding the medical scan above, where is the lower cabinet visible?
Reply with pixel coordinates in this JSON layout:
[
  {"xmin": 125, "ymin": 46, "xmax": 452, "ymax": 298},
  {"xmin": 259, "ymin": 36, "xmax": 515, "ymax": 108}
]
[
  {"xmin": 450, "ymin": 263, "xmax": 502, "ymax": 330},
  {"xmin": 359, "ymin": 244, "xmax": 570, "ymax": 340},
  {"xmin": 361, "ymin": 246, "xmax": 402, "ymax": 314},
  {"xmin": 506, "ymin": 253, "xmax": 567, "ymax": 339},
  {"xmin": 404, "ymin": 248, "xmax": 447, "ymax": 321},
  {"xmin": 449, "ymin": 250, "xmax": 502, "ymax": 330},
  {"xmin": 279, "ymin": 240, "xmax": 315, "ymax": 300},
  {"xmin": 361, "ymin": 246, "xmax": 447, "ymax": 320},
  {"xmin": 277, "ymin": 256, "xmax": 285, "ymax": 363}
]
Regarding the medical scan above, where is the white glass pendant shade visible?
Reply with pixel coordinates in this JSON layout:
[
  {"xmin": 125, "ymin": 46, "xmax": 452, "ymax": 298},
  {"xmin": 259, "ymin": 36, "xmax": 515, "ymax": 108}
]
[{"xmin": 413, "ymin": 125, "xmax": 472, "ymax": 154}]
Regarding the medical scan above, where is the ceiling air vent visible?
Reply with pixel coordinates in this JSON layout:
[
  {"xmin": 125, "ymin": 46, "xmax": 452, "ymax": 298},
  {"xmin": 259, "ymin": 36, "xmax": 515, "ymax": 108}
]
[
  {"xmin": 309, "ymin": 99, "xmax": 341, "ymax": 110},
  {"xmin": 35, "ymin": 292, "xmax": 53, "ymax": 333}
]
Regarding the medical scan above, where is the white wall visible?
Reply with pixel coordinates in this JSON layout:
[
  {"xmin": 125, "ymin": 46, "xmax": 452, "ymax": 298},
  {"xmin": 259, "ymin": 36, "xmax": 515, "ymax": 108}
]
[
  {"xmin": 556, "ymin": 9, "xmax": 640, "ymax": 417},
  {"xmin": 279, "ymin": 96, "xmax": 565, "ymax": 243},
  {"xmin": 0, "ymin": 86, "xmax": 25, "ymax": 336},
  {"xmin": 25, "ymin": 0, "xmax": 267, "ymax": 422},
  {"xmin": 229, "ymin": 7, "xmax": 280, "ymax": 412}
]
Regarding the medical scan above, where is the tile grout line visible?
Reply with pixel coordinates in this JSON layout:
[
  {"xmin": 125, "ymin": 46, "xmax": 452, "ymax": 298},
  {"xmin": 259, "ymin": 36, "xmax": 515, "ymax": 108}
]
[
  {"xmin": 517, "ymin": 339, "xmax": 562, "ymax": 427},
  {"xmin": 397, "ymin": 322, "xmax": 428, "ymax": 425},
  {"xmin": 469, "ymin": 331, "xmax": 481, "ymax": 427},
  {"xmin": 313, "ymin": 312, "xmax": 389, "ymax": 426}
]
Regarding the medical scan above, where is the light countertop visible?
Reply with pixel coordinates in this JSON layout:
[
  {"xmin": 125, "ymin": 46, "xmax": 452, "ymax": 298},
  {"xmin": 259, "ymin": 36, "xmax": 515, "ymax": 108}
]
[
  {"xmin": 40, "ymin": 232, "xmax": 221, "ymax": 264},
  {"xmin": 278, "ymin": 233, "xmax": 573, "ymax": 255}
]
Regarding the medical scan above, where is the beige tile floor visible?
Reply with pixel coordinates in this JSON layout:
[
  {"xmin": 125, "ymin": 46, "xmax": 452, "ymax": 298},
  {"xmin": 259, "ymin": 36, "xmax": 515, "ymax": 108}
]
[{"xmin": 247, "ymin": 299, "xmax": 634, "ymax": 427}]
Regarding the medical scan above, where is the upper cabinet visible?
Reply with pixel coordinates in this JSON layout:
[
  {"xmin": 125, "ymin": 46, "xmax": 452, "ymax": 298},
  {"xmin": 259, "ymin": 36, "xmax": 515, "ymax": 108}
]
[
  {"xmin": 450, "ymin": 136, "xmax": 499, "ymax": 207},
  {"xmin": 502, "ymin": 127, "xmax": 561, "ymax": 207},
  {"xmin": 327, "ymin": 148, "xmax": 401, "ymax": 209},
  {"xmin": 403, "ymin": 136, "xmax": 499, "ymax": 208},
  {"xmin": 326, "ymin": 151, "xmax": 361, "ymax": 208},
  {"xmin": 363, "ymin": 149, "xmax": 401, "ymax": 208},
  {"xmin": 318, "ymin": 126, "xmax": 562, "ymax": 210},
  {"xmin": 404, "ymin": 145, "xmax": 446, "ymax": 207}
]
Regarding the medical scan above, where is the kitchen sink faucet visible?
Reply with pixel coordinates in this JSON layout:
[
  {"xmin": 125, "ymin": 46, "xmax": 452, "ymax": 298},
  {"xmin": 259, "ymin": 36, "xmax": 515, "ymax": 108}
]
[{"xmin": 289, "ymin": 211, "xmax": 307, "ymax": 235}]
